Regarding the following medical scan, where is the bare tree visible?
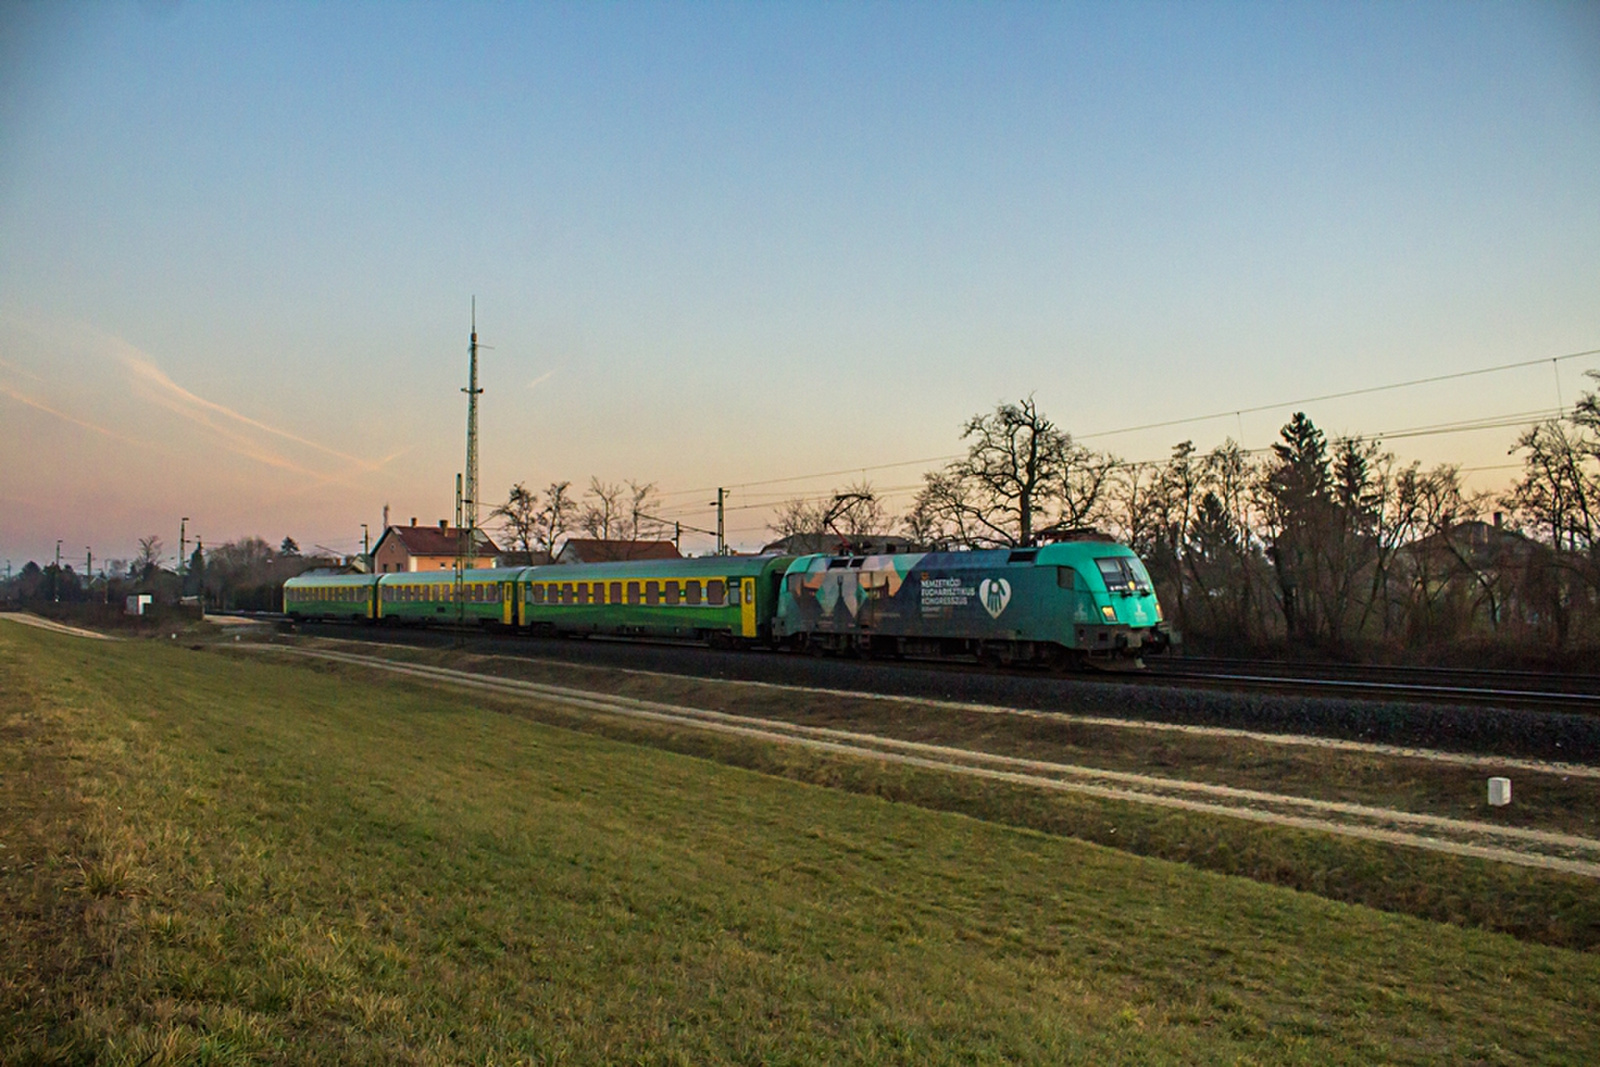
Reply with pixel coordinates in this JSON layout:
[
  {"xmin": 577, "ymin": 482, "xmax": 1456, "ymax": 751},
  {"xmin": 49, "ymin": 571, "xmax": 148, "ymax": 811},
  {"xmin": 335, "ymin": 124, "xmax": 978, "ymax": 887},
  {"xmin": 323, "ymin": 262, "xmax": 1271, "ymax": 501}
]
[
  {"xmin": 1504, "ymin": 419, "xmax": 1597, "ymax": 554},
  {"xmin": 491, "ymin": 483, "xmax": 541, "ymax": 554},
  {"xmin": 135, "ymin": 535, "xmax": 164, "ymax": 579},
  {"xmin": 907, "ymin": 397, "xmax": 1113, "ymax": 547},
  {"xmin": 534, "ymin": 481, "xmax": 577, "ymax": 555},
  {"xmin": 580, "ymin": 478, "xmax": 623, "ymax": 540},
  {"xmin": 770, "ymin": 496, "xmax": 828, "ymax": 541},
  {"xmin": 902, "ymin": 470, "xmax": 975, "ymax": 547},
  {"xmin": 624, "ymin": 480, "xmax": 667, "ymax": 540},
  {"xmin": 204, "ymin": 537, "xmax": 276, "ymax": 609}
]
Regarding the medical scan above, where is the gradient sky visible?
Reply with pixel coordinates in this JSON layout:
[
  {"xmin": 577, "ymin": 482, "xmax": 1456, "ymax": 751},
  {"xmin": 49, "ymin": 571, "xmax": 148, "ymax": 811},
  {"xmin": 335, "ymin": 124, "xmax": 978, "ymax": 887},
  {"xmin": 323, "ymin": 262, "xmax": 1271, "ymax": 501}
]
[{"xmin": 2, "ymin": 1, "xmax": 1597, "ymax": 566}]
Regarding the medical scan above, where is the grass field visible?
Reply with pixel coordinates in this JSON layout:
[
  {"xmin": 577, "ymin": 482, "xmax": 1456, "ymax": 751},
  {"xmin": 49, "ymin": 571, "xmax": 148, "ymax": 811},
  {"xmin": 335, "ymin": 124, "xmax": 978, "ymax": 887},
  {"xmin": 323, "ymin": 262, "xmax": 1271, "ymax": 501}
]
[
  {"xmin": 4, "ymin": 622, "xmax": 1600, "ymax": 1064},
  {"xmin": 283, "ymin": 636, "xmax": 1600, "ymax": 950}
]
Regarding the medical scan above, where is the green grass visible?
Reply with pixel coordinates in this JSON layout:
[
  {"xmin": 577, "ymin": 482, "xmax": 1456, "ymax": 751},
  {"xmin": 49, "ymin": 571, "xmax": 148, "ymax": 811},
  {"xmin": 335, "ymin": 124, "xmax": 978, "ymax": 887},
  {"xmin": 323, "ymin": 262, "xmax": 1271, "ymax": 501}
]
[
  {"xmin": 4, "ymin": 624, "xmax": 1600, "ymax": 1064},
  {"xmin": 288, "ymin": 638, "xmax": 1600, "ymax": 950}
]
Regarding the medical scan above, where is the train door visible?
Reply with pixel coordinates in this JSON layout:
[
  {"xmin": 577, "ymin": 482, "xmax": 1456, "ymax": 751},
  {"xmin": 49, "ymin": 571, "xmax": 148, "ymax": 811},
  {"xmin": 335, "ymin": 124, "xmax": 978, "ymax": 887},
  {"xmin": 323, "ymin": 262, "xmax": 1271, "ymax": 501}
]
[
  {"xmin": 502, "ymin": 581, "xmax": 515, "ymax": 625},
  {"xmin": 741, "ymin": 578, "xmax": 757, "ymax": 637}
]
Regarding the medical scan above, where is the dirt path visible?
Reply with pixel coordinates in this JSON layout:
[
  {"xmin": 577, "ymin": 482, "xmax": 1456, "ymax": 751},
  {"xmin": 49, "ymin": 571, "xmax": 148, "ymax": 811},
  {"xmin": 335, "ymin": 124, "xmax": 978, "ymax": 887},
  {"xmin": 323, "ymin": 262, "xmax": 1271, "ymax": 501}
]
[
  {"xmin": 0, "ymin": 613, "xmax": 114, "ymax": 640},
  {"xmin": 492, "ymin": 647, "xmax": 1600, "ymax": 781},
  {"xmin": 249, "ymin": 645, "xmax": 1600, "ymax": 879}
]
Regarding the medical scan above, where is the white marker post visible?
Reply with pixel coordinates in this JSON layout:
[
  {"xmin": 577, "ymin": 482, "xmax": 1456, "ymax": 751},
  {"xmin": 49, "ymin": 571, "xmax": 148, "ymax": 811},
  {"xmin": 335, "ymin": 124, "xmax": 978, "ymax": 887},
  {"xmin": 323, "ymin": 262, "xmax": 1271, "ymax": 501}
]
[{"xmin": 1488, "ymin": 777, "xmax": 1512, "ymax": 806}]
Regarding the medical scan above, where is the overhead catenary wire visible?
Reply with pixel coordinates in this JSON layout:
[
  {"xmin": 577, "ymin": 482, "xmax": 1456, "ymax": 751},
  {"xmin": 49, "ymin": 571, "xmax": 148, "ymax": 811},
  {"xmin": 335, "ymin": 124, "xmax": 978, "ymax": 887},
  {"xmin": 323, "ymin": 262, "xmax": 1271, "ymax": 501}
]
[
  {"xmin": 507, "ymin": 346, "xmax": 1600, "ymax": 550},
  {"xmin": 649, "ymin": 347, "xmax": 1599, "ymax": 508},
  {"xmin": 1075, "ymin": 347, "xmax": 1600, "ymax": 441},
  {"xmin": 652, "ymin": 400, "xmax": 1576, "ymax": 524}
]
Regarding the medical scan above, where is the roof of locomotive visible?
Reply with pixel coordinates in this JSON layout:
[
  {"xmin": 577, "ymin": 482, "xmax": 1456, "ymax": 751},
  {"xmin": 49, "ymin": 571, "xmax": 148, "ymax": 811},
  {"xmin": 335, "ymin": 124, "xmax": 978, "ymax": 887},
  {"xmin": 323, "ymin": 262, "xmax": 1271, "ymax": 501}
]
[{"xmin": 781, "ymin": 541, "xmax": 1140, "ymax": 575}]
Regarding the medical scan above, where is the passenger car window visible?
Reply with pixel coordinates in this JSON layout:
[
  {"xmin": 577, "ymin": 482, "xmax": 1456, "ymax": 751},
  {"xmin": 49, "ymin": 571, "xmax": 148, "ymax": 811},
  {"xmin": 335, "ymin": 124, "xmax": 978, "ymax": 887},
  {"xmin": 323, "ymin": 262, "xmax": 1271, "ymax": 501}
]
[
  {"xmin": 664, "ymin": 581, "xmax": 680, "ymax": 605},
  {"xmin": 610, "ymin": 581, "xmax": 622, "ymax": 604},
  {"xmin": 707, "ymin": 579, "xmax": 726, "ymax": 605},
  {"xmin": 645, "ymin": 580, "xmax": 660, "ymax": 605},
  {"xmin": 686, "ymin": 580, "xmax": 701, "ymax": 605}
]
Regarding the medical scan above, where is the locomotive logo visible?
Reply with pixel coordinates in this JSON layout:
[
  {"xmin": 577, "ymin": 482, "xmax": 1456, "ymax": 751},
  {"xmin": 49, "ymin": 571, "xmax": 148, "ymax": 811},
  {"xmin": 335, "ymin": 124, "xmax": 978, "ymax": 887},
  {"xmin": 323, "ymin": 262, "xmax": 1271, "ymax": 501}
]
[{"xmin": 978, "ymin": 578, "xmax": 1012, "ymax": 619}]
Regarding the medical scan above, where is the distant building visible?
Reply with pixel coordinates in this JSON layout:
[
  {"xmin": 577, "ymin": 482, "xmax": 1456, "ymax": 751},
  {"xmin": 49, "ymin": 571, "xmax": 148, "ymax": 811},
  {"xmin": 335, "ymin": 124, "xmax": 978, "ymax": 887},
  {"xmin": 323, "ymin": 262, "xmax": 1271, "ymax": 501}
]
[
  {"xmin": 371, "ymin": 520, "xmax": 501, "ymax": 573},
  {"xmin": 554, "ymin": 538, "xmax": 681, "ymax": 564}
]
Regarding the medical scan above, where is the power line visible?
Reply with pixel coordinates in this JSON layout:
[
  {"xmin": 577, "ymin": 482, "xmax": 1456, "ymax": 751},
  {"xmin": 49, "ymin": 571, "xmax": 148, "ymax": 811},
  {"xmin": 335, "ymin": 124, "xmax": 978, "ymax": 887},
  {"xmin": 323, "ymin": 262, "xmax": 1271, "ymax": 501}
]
[
  {"xmin": 654, "ymin": 453, "xmax": 961, "ymax": 502},
  {"xmin": 1075, "ymin": 347, "xmax": 1600, "ymax": 441},
  {"xmin": 648, "ymin": 345, "xmax": 1598, "ymax": 507}
]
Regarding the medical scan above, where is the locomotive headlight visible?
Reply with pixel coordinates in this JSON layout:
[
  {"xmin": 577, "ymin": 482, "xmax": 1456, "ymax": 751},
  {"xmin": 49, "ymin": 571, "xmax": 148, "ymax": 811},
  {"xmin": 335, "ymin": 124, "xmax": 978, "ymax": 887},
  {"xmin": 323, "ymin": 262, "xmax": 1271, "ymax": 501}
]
[{"xmin": 1100, "ymin": 604, "xmax": 1117, "ymax": 623}]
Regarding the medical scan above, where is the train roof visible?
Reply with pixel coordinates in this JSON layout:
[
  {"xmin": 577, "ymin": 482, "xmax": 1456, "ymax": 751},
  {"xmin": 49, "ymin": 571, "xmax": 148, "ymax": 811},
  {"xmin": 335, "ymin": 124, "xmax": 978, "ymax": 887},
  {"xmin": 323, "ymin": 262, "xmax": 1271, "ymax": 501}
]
[
  {"xmin": 523, "ymin": 555, "xmax": 793, "ymax": 581},
  {"xmin": 374, "ymin": 567, "xmax": 530, "ymax": 584},
  {"xmin": 781, "ymin": 541, "xmax": 1140, "ymax": 574},
  {"xmin": 283, "ymin": 571, "xmax": 381, "ymax": 587}
]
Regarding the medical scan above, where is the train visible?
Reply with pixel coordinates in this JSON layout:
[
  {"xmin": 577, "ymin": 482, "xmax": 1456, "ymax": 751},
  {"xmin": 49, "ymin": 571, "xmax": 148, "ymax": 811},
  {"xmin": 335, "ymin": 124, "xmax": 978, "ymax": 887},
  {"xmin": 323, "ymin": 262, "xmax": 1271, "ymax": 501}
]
[{"xmin": 282, "ymin": 539, "xmax": 1169, "ymax": 668}]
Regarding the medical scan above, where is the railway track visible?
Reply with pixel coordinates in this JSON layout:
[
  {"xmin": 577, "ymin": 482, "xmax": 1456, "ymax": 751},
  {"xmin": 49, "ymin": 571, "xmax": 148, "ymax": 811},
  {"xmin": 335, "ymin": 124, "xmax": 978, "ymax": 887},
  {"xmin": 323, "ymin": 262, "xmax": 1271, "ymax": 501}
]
[
  {"xmin": 1138, "ymin": 660, "xmax": 1600, "ymax": 714},
  {"xmin": 1148, "ymin": 654, "xmax": 1600, "ymax": 696},
  {"xmin": 260, "ymin": 615, "xmax": 1600, "ymax": 718}
]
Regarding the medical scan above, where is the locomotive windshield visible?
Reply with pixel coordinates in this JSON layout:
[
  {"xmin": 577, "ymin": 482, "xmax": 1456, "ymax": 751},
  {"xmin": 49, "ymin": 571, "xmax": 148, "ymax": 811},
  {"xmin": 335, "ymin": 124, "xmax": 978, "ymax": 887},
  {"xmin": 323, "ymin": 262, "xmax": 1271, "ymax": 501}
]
[{"xmin": 1096, "ymin": 556, "xmax": 1152, "ymax": 594}]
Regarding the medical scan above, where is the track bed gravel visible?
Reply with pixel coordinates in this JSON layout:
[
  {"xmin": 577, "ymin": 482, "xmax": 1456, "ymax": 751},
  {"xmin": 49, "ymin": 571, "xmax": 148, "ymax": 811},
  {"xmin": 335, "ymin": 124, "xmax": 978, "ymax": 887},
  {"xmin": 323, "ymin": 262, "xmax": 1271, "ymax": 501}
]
[{"xmin": 297, "ymin": 623, "xmax": 1600, "ymax": 762}]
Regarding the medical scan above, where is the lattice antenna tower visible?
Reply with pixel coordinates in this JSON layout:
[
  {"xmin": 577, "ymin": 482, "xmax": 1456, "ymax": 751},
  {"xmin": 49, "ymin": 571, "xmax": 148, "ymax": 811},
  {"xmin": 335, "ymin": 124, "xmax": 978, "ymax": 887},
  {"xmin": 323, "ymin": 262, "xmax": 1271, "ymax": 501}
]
[
  {"xmin": 464, "ymin": 297, "xmax": 484, "ymax": 536},
  {"xmin": 455, "ymin": 299, "xmax": 487, "ymax": 642}
]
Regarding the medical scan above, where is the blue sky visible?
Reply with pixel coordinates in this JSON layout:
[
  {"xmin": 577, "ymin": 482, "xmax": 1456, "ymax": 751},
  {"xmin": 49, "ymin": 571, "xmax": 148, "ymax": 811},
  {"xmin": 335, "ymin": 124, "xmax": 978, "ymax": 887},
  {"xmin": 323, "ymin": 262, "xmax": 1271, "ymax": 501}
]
[{"xmin": 2, "ymin": 1, "xmax": 1597, "ymax": 564}]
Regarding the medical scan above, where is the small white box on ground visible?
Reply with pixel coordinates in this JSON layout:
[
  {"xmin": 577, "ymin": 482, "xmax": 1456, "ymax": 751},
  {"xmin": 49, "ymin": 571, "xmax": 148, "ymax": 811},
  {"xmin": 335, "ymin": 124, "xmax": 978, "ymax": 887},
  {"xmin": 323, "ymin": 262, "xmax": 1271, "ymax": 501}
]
[
  {"xmin": 1488, "ymin": 777, "xmax": 1512, "ymax": 806},
  {"xmin": 125, "ymin": 594, "xmax": 152, "ymax": 616}
]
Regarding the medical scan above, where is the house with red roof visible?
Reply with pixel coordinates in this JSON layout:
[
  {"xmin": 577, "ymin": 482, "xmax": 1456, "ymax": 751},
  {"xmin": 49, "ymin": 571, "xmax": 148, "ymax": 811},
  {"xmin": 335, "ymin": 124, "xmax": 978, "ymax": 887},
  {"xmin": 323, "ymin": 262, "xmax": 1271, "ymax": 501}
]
[{"xmin": 371, "ymin": 519, "xmax": 501, "ymax": 573}]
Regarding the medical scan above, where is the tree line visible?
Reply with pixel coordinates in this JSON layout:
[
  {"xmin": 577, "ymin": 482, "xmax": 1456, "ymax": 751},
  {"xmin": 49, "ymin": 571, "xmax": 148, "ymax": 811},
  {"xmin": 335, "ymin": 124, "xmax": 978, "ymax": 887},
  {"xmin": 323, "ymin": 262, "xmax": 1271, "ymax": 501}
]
[
  {"xmin": 1, "ymin": 535, "xmax": 328, "ymax": 613},
  {"xmin": 765, "ymin": 374, "xmax": 1600, "ymax": 657}
]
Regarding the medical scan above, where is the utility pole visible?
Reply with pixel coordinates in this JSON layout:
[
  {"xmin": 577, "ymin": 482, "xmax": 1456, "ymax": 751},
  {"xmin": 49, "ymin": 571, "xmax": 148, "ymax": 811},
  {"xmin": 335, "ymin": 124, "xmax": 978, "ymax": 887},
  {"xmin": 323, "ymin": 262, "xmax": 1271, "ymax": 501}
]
[
  {"xmin": 194, "ymin": 538, "xmax": 204, "ymax": 618},
  {"xmin": 85, "ymin": 548, "xmax": 91, "ymax": 600},
  {"xmin": 674, "ymin": 521, "xmax": 682, "ymax": 553},
  {"xmin": 710, "ymin": 488, "xmax": 728, "ymax": 555},
  {"xmin": 54, "ymin": 539, "xmax": 62, "ymax": 602},
  {"xmin": 179, "ymin": 517, "xmax": 189, "ymax": 589},
  {"xmin": 361, "ymin": 524, "xmax": 370, "ymax": 571},
  {"xmin": 454, "ymin": 473, "xmax": 465, "ymax": 637}
]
